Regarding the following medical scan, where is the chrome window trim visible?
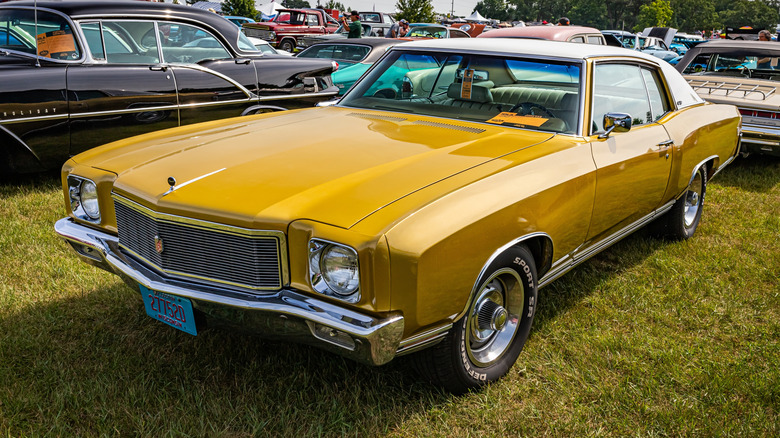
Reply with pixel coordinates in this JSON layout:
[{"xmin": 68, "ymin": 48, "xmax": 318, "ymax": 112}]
[
  {"xmin": 113, "ymin": 194, "xmax": 289, "ymax": 290},
  {"xmin": 0, "ymin": 5, "xmax": 86, "ymax": 63},
  {"xmin": 69, "ymin": 12, "xmax": 248, "ymax": 56}
]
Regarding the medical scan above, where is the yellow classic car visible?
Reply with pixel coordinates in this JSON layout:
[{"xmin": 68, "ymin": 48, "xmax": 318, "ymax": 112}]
[{"xmin": 56, "ymin": 39, "xmax": 741, "ymax": 393}]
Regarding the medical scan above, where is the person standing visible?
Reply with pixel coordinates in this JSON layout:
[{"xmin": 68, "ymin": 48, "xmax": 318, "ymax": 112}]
[
  {"xmin": 388, "ymin": 19, "xmax": 409, "ymax": 38},
  {"xmin": 342, "ymin": 11, "xmax": 362, "ymax": 38},
  {"xmin": 557, "ymin": 17, "xmax": 570, "ymax": 26}
]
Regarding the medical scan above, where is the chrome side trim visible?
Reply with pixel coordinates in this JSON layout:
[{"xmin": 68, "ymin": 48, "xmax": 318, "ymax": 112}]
[
  {"xmin": 453, "ymin": 232, "xmax": 552, "ymax": 322},
  {"xmin": 257, "ymin": 91, "xmax": 338, "ymax": 102},
  {"xmin": 690, "ymin": 155, "xmax": 718, "ymax": 183},
  {"xmin": 0, "ymin": 113, "xmax": 69, "ymax": 124},
  {"xmin": 538, "ymin": 199, "xmax": 676, "ymax": 288},
  {"xmin": 55, "ymin": 217, "xmax": 404, "ymax": 366},
  {"xmin": 0, "ymin": 124, "xmax": 41, "ymax": 160},
  {"xmin": 168, "ymin": 63, "xmax": 255, "ymax": 98},
  {"xmin": 396, "ymin": 323, "xmax": 452, "ymax": 355},
  {"xmin": 67, "ymin": 98, "xmax": 252, "ymax": 120}
]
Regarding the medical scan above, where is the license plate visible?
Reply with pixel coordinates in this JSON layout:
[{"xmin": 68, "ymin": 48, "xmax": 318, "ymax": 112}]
[{"xmin": 140, "ymin": 284, "xmax": 197, "ymax": 336}]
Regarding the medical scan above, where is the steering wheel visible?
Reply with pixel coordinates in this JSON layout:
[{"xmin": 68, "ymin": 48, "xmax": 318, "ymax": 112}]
[{"xmin": 507, "ymin": 102, "xmax": 556, "ymax": 119}]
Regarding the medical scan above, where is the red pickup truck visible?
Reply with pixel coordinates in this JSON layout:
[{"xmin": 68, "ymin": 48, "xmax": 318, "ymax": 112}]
[{"xmin": 243, "ymin": 9, "xmax": 341, "ymax": 52}]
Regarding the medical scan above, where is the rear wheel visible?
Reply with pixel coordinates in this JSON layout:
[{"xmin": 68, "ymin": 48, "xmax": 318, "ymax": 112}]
[
  {"xmin": 653, "ymin": 165, "xmax": 707, "ymax": 240},
  {"xmin": 413, "ymin": 245, "xmax": 538, "ymax": 394}
]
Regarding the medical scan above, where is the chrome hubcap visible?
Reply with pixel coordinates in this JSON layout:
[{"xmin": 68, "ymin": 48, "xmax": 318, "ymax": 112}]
[
  {"xmin": 684, "ymin": 170, "xmax": 703, "ymax": 228},
  {"xmin": 466, "ymin": 268, "xmax": 524, "ymax": 367}
]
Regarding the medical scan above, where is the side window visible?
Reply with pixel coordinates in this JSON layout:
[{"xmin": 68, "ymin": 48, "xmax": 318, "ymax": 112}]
[
  {"xmin": 306, "ymin": 14, "xmax": 319, "ymax": 26},
  {"xmin": 450, "ymin": 29, "xmax": 470, "ymax": 38},
  {"xmin": 384, "ymin": 15, "xmax": 394, "ymax": 24},
  {"xmin": 0, "ymin": 9, "xmax": 80, "ymax": 59},
  {"xmin": 641, "ymin": 68, "xmax": 671, "ymax": 121},
  {"xmin": 587, "ymin": 35, "xmax": 604, "ymax": 45},
  {"xmin": 158, "ymin": 22, "xmax": 230, "ymax": 63},
  {"xmin": 87, "ymin": 21, "xmax": 159, "ymax": 64},
  {"xmin": 570, "ymin": 36, "xmax": 585, "ymax": 43},
  {"xmin": 683, "ymin": 54, "xmax": 711, "ymax": 73},
  {"xmin": 592, "ymin": 63, "xmax": 652, "ymax": 132}
]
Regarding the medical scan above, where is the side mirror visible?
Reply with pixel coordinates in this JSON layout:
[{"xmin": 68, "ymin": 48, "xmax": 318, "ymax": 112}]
[
  {"xmin": 599, "ymin": 113, "xmax": 632, "ymax": 139},
  {"xmin": 401, "ymin": 76, "xmax": 414, "ymax": 99}
]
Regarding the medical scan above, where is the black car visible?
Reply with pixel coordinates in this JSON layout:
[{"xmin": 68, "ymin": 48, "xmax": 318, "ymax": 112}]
[{"xmin": 0, "ymin": 1, "xmax": 338, "ymax": 174}]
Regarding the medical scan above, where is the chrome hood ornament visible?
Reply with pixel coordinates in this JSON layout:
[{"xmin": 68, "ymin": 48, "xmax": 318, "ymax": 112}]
[{"xmin": 160, "ymin": 168, "xmax": 226, "ymax": 198}]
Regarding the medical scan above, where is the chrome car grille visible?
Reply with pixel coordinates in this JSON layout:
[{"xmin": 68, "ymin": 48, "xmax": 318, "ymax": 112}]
[
  {"xmin": 113, "ymin": 196, "xmax": 286, "ymax": 291},
  {"xmin": 243, "ymin": 28, "xmax": 274, "ymax": 41}
]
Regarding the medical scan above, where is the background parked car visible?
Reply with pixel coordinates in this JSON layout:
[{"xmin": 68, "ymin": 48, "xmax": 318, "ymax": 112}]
[
  {"xmin": 406, "ymin": 23, "xmax": 471, "ymax": 39},
  {"xmin": 247, "ymin": 36, "xmax": 293, "ymax": 56},
  {"xmin": 603, "ymin": 30, "xmax": 679, "ymax": 61},
  {"xmin": 478, "ymin": 25, "xmax": 607, "ymax": 44},
  {"xmin": 357, "ymin": 11, "xmax": 395, "ymax": 37},
  {"xmin": 676, "ymin": 39, "xmax": 780, "ymax": 156},
  {"xmin": 296, "ymin": 38, "xmax": 403, "ymax": 95},
  {"xmin": 0, "ymin": 0, "xmax": 337, "ymax": 174},
  {"xmin": 297, "ymin": 22, "xmax": 377, "ymax": 49}
]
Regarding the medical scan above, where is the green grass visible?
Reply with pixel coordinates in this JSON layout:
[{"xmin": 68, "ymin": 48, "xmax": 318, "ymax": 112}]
[{"xmin": 1, "ymin": 156, "xmax": 778, "ymax": 437}]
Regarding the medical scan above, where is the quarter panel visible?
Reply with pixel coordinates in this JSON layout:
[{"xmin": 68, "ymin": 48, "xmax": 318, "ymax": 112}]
[{"xmin": 661, "ymin": 103, "xmax": 740, "ymax": 197}]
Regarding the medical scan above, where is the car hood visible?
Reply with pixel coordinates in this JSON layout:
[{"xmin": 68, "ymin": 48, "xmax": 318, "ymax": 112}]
[{"xmin": 75, "ymin": 107, "xmax": 554, "ymax": 231}]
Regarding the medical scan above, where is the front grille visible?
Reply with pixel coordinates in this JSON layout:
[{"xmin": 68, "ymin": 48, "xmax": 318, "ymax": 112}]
[
  {"xmin": 243, "ymin": 28, "xmax": 274, "ymax": 41},
  {"xmin": 114, "ymin": 196, "xmax": 285, "ymax": 291}
]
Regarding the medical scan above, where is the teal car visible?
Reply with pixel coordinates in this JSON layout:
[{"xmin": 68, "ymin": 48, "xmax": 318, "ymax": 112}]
[{"xmin": 297, "ymin": 38, "xmax": 405, "ymax": 95}]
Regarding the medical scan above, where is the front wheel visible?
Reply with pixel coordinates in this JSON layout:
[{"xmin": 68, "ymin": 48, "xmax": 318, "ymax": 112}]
[
  {"xmin": 278, "ymin": 39, "xmax": 295, "ymax": 53},
  {"xmin": 412, "ymin": 245, "xmax": 538, "ymax": 394},
  {"xmin": 653, "ymin": 165, "xmax": 707, "ymax": 240}
]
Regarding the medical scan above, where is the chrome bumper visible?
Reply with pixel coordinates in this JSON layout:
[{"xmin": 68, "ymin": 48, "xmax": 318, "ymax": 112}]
[
  {"xmin": 740, "ymin": 125, "xmax": 780, "ymax": 156},
  {"xmin": 55, "ymin": 218, "xmax": 404, "ymax": 366}
]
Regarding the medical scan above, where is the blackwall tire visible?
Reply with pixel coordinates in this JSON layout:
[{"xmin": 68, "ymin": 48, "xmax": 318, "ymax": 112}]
[
  {"xmin": 412, "ymin": 245, "xmax": 538, "ymax": 394},
  {"xmin": 279, "ymin": 39, "xmax": 295, "ymax": 53}
]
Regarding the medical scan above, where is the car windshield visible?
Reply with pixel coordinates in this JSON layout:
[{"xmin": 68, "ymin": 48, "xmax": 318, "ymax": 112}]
[
  {"xmin": 408, "ymin": 26, "xmax": 447, "ymax": 38},
  {"xmin": 682, "ymin": 49, "xmax": 780, "ymax": 79},
  {"xmin": 339, "ymin": 50, "xmax": 582, "ymax": 134}
]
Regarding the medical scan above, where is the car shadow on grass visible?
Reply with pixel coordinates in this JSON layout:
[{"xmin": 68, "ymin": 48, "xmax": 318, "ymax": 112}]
[{"xmin": 712, "ymin": 154, "xmax": 780, "ymax": 193}]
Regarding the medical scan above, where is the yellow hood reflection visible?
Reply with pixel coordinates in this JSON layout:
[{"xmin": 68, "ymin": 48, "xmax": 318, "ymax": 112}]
[{"xmin": 86, "ymin": 107, "xmax": 554, "ymax": 230}]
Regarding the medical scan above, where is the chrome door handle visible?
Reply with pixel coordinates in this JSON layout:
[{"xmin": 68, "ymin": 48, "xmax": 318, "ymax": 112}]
[{"xmin": 657, "ymin": 139, "xmax": 674, "ymax": 148}]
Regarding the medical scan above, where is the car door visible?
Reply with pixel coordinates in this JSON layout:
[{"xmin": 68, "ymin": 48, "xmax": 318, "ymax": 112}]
[
  {"xmin": 585, "ymin": 61, "xmax": 674, "ymax": 243},
  {"xmin": 156, "ymin": 21, "xmax": 257, "ymax": 126},
  {"xmin": 0, "ymin": 7, "xmax": 73, "ymax": 172},
  {"xmin": 67, "ymin": 20, "xmax": 178, "ymax": 156}
]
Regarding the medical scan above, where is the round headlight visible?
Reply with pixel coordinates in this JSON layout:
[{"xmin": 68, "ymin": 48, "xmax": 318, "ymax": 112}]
[
  {"xmin": 80, "ymin": 180, "xmax": 100, "ymax": 220},
  {"xmin": 320, "ymin": 245, "xmax": 359, "ymax": 296}
]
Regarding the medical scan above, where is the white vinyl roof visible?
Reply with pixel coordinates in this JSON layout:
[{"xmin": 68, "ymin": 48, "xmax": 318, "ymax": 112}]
[
  {"xmin": 396, "ymin": 38, "xmax": 659, "ymax": 62},
  {"xmin": 392, "ymin": 38, "xmax": 703, "ymax": 108}
]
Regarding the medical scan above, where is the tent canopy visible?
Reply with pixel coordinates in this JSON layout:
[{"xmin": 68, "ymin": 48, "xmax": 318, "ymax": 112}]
[
  {"xmin": 257, "ymin": 1, "xmax": 284, "ymax": 20},
  {"xmin": 467, "ymin": 11, "xmax": 487, "ymax": 22}
]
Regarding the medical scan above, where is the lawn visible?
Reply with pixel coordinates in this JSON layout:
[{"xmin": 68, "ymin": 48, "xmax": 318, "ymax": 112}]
[{"xmin": 1, "ymin": 155, "xmax": 778, "ymax": 437}]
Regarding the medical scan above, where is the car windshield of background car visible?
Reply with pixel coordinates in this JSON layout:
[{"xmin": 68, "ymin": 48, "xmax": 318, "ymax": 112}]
[
  {"xmin": 339, "ymin": 50, "xmax": 582, "ymax": 134},
  {"xmin": 297, "ymin": 43, "xmax": 370, "ymax": 66},
  {"xmin": 682, "ymin": 51, "xmax": 780, "ymax": 74},
  {"xmin": 1, "ymin": 9, "xmax": 80, "ymax": 59}
]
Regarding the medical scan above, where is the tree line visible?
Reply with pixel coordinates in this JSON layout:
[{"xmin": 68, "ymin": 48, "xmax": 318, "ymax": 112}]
[{"xmin": 471, "ymin": 0, "xmax": 780, "ymax": 33}]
